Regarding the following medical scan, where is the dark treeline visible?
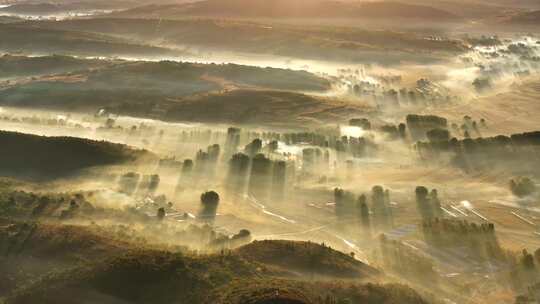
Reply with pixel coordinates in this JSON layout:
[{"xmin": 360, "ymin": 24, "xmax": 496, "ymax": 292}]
[
  {"xmin": 415, "ymin": 186, "xmax": 442, "ymax": 220},
  {"xmin": 421, "ymin": 218, "xmax": 505, "ymax": 261},
  {"xmin": 406, "ymin": 114, "xmax": 448, "ymax": 141},
  {"xmin": 225, "ymin": 152, "xmax": 290, "ymax": 203},
  {"xmin": 244, "ymin": 129, "xmax": 377, "ymax": 159},
  {"xmin": 416, "ymin": 131, "xmax": 540, "ymax": 172},
  {"xmin": 334, "ymin": 185, "xmax": 393, "ymax": 234}
]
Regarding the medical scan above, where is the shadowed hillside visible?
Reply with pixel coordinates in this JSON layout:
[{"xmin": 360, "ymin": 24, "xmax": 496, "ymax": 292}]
[
  {"xmin": 0, "ymin": 131, "xmax": 151, "ymax": 180},
  {"xmin": 0, "ymin": 54, "xmax": 111, "ymax": 78},
  {"xmin": 0, "ymin": 221, "xmax": 427, "ymax": 304},
  {"xmin": 0, "ymin": 24, "xmax": 181, "ymax": 58}
]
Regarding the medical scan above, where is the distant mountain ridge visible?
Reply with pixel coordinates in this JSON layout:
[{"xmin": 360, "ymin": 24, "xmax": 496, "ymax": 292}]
[
  {"xmin": 116, "ymin": 0, "xmax": 460, "ymax": 20},
  {"xmin": 502, "ymin": 9, "xmax": 540, "ymax": 26}
]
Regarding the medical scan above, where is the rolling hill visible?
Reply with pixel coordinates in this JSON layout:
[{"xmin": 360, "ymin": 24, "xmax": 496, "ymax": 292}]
[
  {"xmin": 501, "ymin": 10, "xmax": 540, "ymax": 27},
  {"xmin": 0, "ymin": 54, "xmax": 112, "ymax": 78},
  {"xmin": 0, "ymin": 220, "xmax": 428, "ymax": 304},
  {"xmin": 0, "ymin": 58, "xmax": 348, "ymax": 126},
  {"xmin": 22, "ymin": 18, "xmax": 466, "ymax": 64},
  {"xmin": 115, "ymin": 0, "xmax": 460, "ymax": 21},
  {"xmin": 0, "ymin": 23, "xmax": 182, "ymax": 58}
]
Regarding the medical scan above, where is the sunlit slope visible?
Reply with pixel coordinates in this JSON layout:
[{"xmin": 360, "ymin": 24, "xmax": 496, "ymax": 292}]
[
  {"xmin": 425, "ymin": 77, "xmax": 540, "ymax": 136},
  {"xmin": 24, "ymin": 18, "xmax": 466, "ymax": 64},
  {"xmin": 115, "ymin": 0, "xmax": 459, "ymax": 21}
]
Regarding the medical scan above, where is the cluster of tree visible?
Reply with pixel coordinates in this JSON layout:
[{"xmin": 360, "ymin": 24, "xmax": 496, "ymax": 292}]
[
  {"xmin": 415, "ymin": 186, "xmax": 442, "ymax": 220},
  {"xmin": 510, "ymin": 177, "xmax": 537, "ymax": 197},
  {"xmin": 450, "ymin": 115, "xmax": 485, "ymax": 139},
  {"xmin": 209, "ymin": 228, "xmax": 252, "ymax": 250},
  {"xmin": 334, "ymin": 185, "xmax": 393, "ymax": 233},
  {"xmin": 225, "ymin": 151, "xmax": 289, "ymax": 203},
  {"xmin": 406, "ymin": 114, "xmax": 448, "ymax": 140},
  {"xmin": 349, "ymin": 118, "xmax": 371, "ymax": 130},
  {"xmin": 379, "ymin": 123, "xmax": 407, "ymax": 140},
  {"xmin": 59, "ymin": 194, "xmax": 95, "ymax": 220},
  {"xmin": 426, "ymin": 128, "xmax": 450, "ymax": 142},
  {"xmin": 416, "ymin": 131, "xmax": 540, "ymax": 172},
  {"xmin": 302, "ymin": 147, "xmax": 329, "ymax": 174},
  {"xmin": 282, "ymin": 132, "xmax": 329, "ymax": 148},
  {"xmin": 224, "ymin": 127, "xmax": 241, "ymax": 159},
  {"xmin": 421, "ymin": 218, "xmax": 504, "ymax": 261},
  {"xmin": 335, "ymin": 136, "xmax": 376, "ymax": 159},
  {"xmin": 179, "ymin": 129, "xmax": 225, "ymax": 144},
  {"xmin": 199, "ymin": 191, "xmax": 220, "ymax": 223},
  {"xmin": 118, "ymin": 172, "xmax": 161, "ymax": 197},
  {"xmin": 508, "ymin": 248, "xmax": 540, "ymax": 294},
  {"xmin": 379, "ymin": 235, "xmax": 438, "ymax": 286}
]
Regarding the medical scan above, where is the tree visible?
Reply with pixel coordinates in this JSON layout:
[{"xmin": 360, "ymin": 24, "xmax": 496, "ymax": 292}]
[
  {"xmin": 358, "ymin": 194, "xmax": 371, "ymax": 234},
  {"xmin": 245, "ymin": 139, "xmax": 262, "ymax": 157},
  {"xmin": 415, "ymin": 186, "xmax": 433, "ymax": 220},
  {"xmin": 521, "ymin": 249, "xmax": 535, "ymax": 269},
  {"xmin": 510, "ymin": 177, "xmax": 536, "ymax": 197},
  {"xmin": 157, "ymin": 207, "xmax": 166, "ymax": 220},
  {"xmin": 430, "ymin": 189, "xmax": 442, "ymax": 217},
  {"xmin": 248, "ymin": 154, "xmax": 272, "ymax": 200},
  {"xmin": 371, "ymin": 185, "xmax": 391, "ymax": 229},
  {"xmin": 271, "ymin": 160, "xmax": 287, "ymax": 202},
  {"xmin": 199, "ymin": 191, "xmax": 220, "ymax": 222}
]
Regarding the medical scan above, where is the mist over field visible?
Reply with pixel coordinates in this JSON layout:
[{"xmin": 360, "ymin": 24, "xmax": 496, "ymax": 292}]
[{"xmin": 1, "ymin": 1, "xmax": 540, "ymax": 304}]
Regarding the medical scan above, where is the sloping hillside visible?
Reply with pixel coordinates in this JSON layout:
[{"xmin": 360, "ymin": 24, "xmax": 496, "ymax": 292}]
[
  {"xmin": 0, "ymin": 131, "xmax": 151, "ymax": 180},
  {"xmin": 25, "ymin": 18, "xmax": 466, "ymax": 58},
  {"xmin": 0, "ymin": 23, "xmax": 181, "ymax": 58},
  {"xmin": 0, "ymin": 221, "xmax": 428, "ymax": 304},
  {"xmin": 501, "ymin": 10, "xmax": 540, "ymax": 26},
  {"xmin": 0, "ymin": 54, "xmax": 111, "ymax": 78}
]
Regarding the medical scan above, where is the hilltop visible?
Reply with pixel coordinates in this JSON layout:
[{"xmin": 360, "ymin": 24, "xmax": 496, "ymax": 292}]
[
  {"xmin": 236, "ymin": 239, "xmax": 379, "ymax": 278},
  {"xmin": 115, "ymin": 0, "xmax": 459, "ymax": 21}
]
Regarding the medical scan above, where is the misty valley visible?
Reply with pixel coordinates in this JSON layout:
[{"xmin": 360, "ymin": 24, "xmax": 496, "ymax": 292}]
[{"xmin": 1, "ymin": 1, "xmax": 540, "ymax": 304}]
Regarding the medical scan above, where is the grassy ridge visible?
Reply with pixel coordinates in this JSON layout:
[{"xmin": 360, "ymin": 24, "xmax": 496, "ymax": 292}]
[{"xmin": 0, "ymin": 23, "xmax": 180, "ymax": 58}]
